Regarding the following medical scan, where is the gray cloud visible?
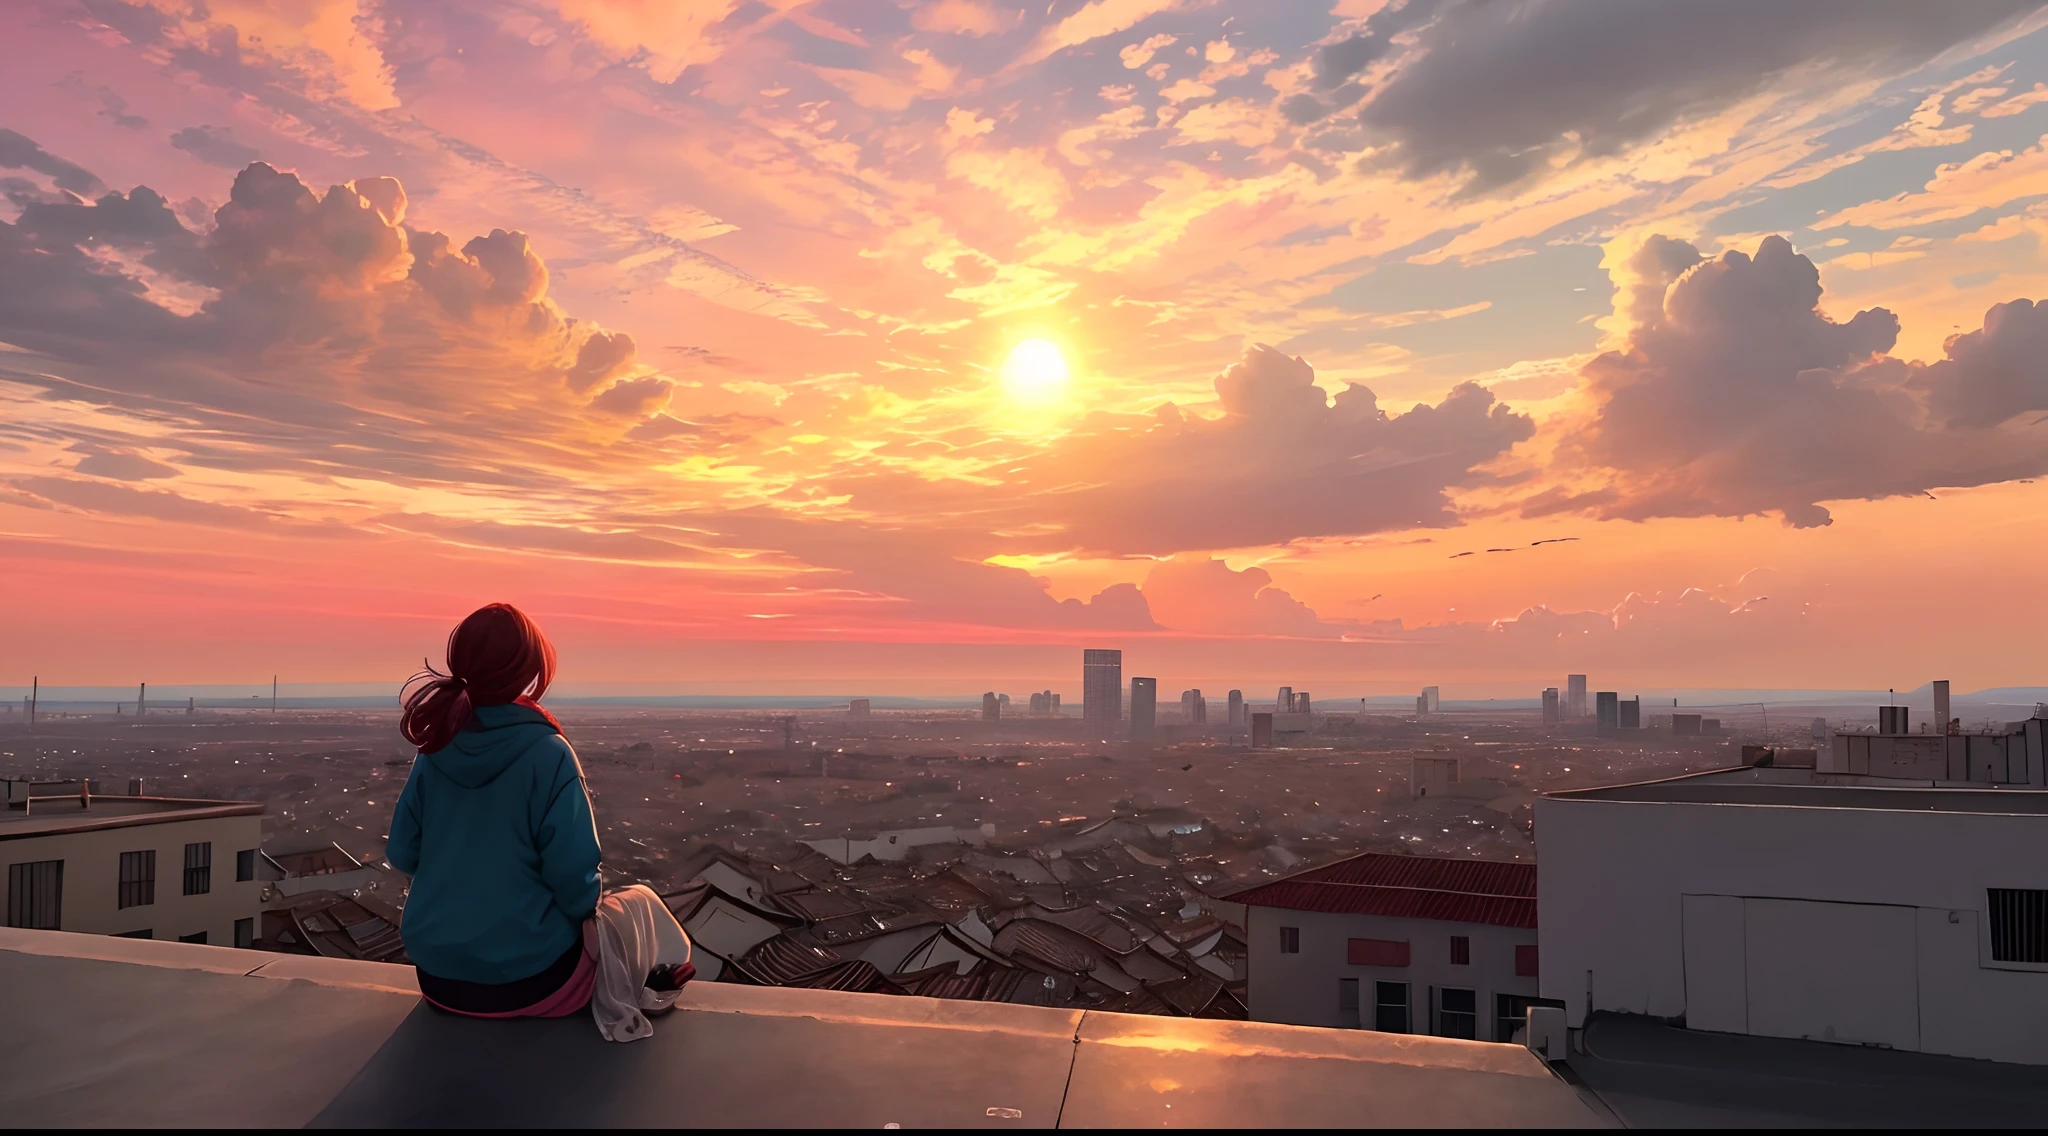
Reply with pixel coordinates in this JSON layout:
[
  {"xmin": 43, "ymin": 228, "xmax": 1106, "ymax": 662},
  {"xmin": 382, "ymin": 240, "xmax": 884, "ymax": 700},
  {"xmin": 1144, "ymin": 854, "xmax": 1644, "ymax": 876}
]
[
  {"xmin": 55, "ymin": 73, "xmax": 148, "ymax": 130},
  {"xmin": 1571, "ymin": 235, "xmax": 2048, "ymax": 527},
  {"xmin": 1358, "ymin": 0, "xmax": 2036, "ymax": 190},
  {"xmin": 170, "ymin": 125, "xmax": 262, "ymax": 169},
  {"xmin": 0, "ymin": 129, "xmax": 105, "ymax": 196}
]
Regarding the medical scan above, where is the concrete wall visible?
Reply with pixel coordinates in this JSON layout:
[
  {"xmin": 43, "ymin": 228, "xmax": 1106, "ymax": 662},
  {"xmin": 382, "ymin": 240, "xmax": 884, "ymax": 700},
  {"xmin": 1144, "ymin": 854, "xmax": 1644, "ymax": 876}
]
[
  {"xmin": 3, "ymin": 813, "xmax": 264, "ymax": 944},
  {"xmin": 1245, "ymin": 906, "xmax": 1537, "ymax": 1040},
  {"xmin": 1536, "ymin": 795, "xmax": 2048, "ymax": 1063}
]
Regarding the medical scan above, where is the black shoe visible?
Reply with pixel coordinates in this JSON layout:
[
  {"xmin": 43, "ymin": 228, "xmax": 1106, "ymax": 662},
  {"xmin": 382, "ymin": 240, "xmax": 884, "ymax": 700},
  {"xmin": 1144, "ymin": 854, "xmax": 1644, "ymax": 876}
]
[{"xmin": 645, "ymin": 961, "xmax": 696, "ymax": 993}]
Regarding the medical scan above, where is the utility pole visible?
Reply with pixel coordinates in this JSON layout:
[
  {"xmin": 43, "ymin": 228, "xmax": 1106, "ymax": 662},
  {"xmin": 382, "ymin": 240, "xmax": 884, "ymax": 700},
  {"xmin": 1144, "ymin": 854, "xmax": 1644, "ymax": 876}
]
[
  {"xmin": 27, "ymin": 676, "xmax": 35, "ymax": 731},
  {"xmin": 272, "ymin": 675, "xmax": 278, "ymax": 718},
  {"xmin": 138, "ymin": 682, "xmax": 146, "ymax": 717}
]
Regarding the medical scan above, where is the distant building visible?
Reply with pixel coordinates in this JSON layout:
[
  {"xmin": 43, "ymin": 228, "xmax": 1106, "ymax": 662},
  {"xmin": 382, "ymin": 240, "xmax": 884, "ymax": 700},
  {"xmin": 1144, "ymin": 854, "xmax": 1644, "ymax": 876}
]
[
  {"xmin": 1082, "ymin": 649, "xmax": 1122, "ymax": 730},
  {"xmin": 848, "ymin": 698, "xmax": 871, "ymax": 717},
  {"xmin": 1619, "ymin": 697, "xmax": 1641, "ymax": 730},
  {"xmin": 1227, "ymin": 690, "xmax": 1244, "ymax": 727},
  {"xmin": 1412, "ymin": 756, "xmax": 1461, "ymax": 798},
  {"xmin": 1230, "ymin": 853, "xmax": 1543, "ymax": 1041},
  {"xmin": 1293, "ymin": 692, "xmax": 1312, "ymax": 714},
  {"xmin": 1129, "ymin": 678, "xmax": 1157, "ymax": 740},
  {"xmin": 1422, "ymin": 686, "xmax": 1440, "ymax": 713},
  {"xmin": 981, "ymin": 692, "xmax": 1000, "ymax": 721},
  {"xmin": 1541, "ymin": 688, "xmax": 1560, "ymax": 724},
  {"xmin": 1595, "ymin": 692, "xmax": 1619, "ymax": 734},
  {"xmin": 1566, "ymin": 675, "xmax": 1587, "ymax": 719},
  {"xmin": 1050, "ymin": 692, "xmax": 1061, "ymax": 716},
  {"xmin": 1180, "ymin": 689, "xmax": 1206, "ymax": 725},
  {"xmin": 1538, "ymin": 727, "xmax": 2048, "ymax": 1064},
  {"xmin": 1672, "ymin": 713, "xmax": 1703, "ymax": 736},
  {"xmin": 1, "ymin": 778, "xmax": 263, "ymax": 947},
  {"xmin": 1276, "ymin": 687, "xmax": 1293, "ymax": 716},
  {"xmin": 1824, "ymin": 707, "xmax": 2046, "ymax": 783},
  {"xmin": 1250, "ymin": 712, "xmax": 1274, "ymax": 748},
  {"xmin": 1416, "ymin": 694, "xmax": 1429, "ymax": 716}
]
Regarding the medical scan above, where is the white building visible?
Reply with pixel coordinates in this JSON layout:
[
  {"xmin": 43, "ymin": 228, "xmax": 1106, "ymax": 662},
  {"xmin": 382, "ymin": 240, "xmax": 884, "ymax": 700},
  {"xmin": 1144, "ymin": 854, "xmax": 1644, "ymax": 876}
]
[
  {"xmin": 1229, "ymin": 852, "xmax": 1547, "ymax": 1042},
  {"xmin": 3, "ymin": 779, "xmax": 264, "ymax": 947},
  {"xmin": 1537, "ymin": 757, "xmax": 2048, "ymax": 1064}
]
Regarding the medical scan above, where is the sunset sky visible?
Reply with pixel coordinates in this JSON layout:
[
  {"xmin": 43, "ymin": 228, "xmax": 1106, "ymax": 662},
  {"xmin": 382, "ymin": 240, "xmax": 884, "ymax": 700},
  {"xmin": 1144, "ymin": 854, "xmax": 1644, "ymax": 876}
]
[{"xmin": 5, "ymin": 0, "xmax": 2048, "ymax": 697}]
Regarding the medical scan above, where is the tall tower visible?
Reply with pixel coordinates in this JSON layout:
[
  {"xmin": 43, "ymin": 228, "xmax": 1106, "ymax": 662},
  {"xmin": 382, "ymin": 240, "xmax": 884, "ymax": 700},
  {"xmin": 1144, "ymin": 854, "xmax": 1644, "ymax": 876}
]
[
  {"xmin": 1129, "ymin": 677, "xmax": 1157, "ymax": 740},
  {"xmin": 1227, "ymin": 690, "xmax": 1244, "ymax": 727},
  {"xmin": 1083, "ymin": 649, "xmax": 1122, "ymax": 730},
  {"xmin": 1566, "ymin": 675, "xmax": 1588, "ymax": 719}
]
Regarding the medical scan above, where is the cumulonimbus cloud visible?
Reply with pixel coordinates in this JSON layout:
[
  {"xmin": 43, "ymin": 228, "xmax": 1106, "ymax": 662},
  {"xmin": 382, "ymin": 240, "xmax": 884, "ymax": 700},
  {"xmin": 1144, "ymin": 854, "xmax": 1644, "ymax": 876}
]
[
  {"xmin": 1559, "ymin": 234, "xmax": 2048, "ymax": 527},
  {"xmin": 998, "ymin": 343, "xmax": 1535, "ymax": 556}
]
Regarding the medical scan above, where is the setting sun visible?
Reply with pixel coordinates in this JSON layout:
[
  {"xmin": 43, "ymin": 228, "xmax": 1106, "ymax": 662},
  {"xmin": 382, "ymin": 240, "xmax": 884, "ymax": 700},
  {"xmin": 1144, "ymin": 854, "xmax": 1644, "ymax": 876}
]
[{"xmin": 1001, "ymin": 338, "xmax": 1070, "ymax": 405}]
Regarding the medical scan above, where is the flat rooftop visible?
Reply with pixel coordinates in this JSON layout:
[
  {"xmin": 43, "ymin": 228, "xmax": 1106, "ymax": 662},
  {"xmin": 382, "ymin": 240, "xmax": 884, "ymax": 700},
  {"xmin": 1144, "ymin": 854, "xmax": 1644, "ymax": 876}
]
[
  {"xmin": 0, "ymin": 927, "xmax": 1609, "ymax": 1128},
  {"xmin": 0, "ymin": 796, "xmax": 262, "ymax": 839},
  {"xmin": 1545, "ymin": 771, "xmax": 2048, "ymax": 815}
]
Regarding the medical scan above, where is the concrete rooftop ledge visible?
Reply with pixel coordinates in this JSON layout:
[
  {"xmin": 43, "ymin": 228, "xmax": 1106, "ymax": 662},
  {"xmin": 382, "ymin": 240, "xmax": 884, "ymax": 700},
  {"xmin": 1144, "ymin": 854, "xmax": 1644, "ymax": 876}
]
[{"xmin": 0, "ymin": 927, "xmax": 1608, "ymax": 1129}]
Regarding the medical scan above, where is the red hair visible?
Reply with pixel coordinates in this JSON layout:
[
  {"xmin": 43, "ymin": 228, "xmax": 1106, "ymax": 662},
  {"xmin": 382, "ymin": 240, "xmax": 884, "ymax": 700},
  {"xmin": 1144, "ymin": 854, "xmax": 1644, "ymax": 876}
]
[{"xmin": 402, "ymin": 603, "xmax": 559, "ymax": 754}]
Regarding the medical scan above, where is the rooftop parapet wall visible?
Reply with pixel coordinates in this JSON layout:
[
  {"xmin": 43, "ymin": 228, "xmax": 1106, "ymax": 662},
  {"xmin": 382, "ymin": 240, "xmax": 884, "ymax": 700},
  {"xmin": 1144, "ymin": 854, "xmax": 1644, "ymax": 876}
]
[{"xmin": 0, "ymin": 927, "xmax": 1607, "ymax": 1129}]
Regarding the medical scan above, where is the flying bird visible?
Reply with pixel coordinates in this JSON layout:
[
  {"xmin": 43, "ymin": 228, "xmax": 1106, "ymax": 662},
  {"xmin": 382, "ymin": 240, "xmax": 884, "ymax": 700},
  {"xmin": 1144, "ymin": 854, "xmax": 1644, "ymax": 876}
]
[
  {"xmin": 1486, "ymin": 547, "xmax": 1518, "ymax": 553},
  {"xmin": 1449, "ymin": 551, "xmax": 1475, "ymax": 558},
  {"xmin": 1529, "ymin": 537, "xmax": 1581, "ymax": 546}
]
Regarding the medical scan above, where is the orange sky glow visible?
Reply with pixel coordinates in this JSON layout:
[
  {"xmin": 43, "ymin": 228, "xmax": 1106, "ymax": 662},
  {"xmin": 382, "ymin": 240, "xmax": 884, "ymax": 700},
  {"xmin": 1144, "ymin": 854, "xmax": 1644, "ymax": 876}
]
[{"xmin": 5, "ymin": 0, "xmax": 2048, "ymax": 696}]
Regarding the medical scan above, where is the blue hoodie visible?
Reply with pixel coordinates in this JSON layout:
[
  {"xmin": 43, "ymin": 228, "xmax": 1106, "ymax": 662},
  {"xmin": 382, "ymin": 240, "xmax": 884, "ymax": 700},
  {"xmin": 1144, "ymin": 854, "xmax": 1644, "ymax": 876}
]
[{"xmin": 386, "ymin": 702, "xmax": 602, "ymax": 985}]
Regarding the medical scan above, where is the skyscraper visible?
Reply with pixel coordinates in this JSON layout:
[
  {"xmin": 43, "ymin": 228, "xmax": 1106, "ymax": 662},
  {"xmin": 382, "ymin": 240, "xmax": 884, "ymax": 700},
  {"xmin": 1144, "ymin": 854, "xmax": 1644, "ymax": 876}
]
[
  {"xmin": 1276, "ymin": 686, "xmax": 1293, "ymax": 714},
  {"xmin": 1567, "ymin": 675, "xmax": 1588, "ymax": 719},
  {"xmin": 1130, "ymin": 677, "xmax": 1157, "ymax": 740},
  {"xmin": 1421, "ymin": 686, "xmax": 1439, "ymax": 712},
  {"xmin": 1541, "ymin": 688, "xmax": 1559, "ymax": 724},
  {"xmin": 1180, "ymin": 688, "xmax": 1206, "ymax": 725},
  {"xmin": 982, "ymin": 692, "xmax": 1000, "ymax": 721},
  {"xmin": 1083, "ymin": 649, "xmax": 1122, "ymax": 729},
  {"xmin": 1227, "ymin": 689, "xmax": 1244, "ymax": 727}
]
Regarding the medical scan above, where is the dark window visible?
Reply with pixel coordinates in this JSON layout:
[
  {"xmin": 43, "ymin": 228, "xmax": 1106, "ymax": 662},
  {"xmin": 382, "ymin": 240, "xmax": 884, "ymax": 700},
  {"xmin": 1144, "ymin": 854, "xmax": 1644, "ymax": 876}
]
[
  {"xmin": 6, "ymin": 860, "xmax": 63, "ymax": 929},
  {"xmin": 115, "ymin": 928, "xmax": 153, "ymax": 939},
  {"xmin": 1515, "ymin": 943, "xmax": 1539, "ymax": 977},
  {"xmin": 118, "ymin": 850, "xmax": 156, "ymax": 909},
  {"xmin": 236, "ymin": 849, "xmax": 256, "ymax": 883},
  {"xmin": 1440, "ymin": 988, "xmax": 1477, "ymax": 1039},
  {"xmin": 1279, "ymin": 926, "xmax": 1300, "ymax": 954},
  {"xmin": 1450, "ymin": 935, "xmax": 1470, "ymax": 966},
  {"xmin": 1989, "ymin": 889, "xmax": 2048, "ymax": 963},
  {"xmin": 178, "ymin": 931, "xmax": 208, "ymax": 944},
  {"xmin": 182, "ymin": 842, "xmax": 212, "ymax": 896},
  {"xmin": 234, "ymin": 917, "xmax": 254, "ymax": 949},
  {"xmin": 1338, "ymin": 977, "xmax": 1360, "ymax": 1029},
  {"xmin": 1373, "ymin": 981, "xmax": 1410, "ymax": 1033},
  {"xmin": 1496, "ymin": 994, "xmax": 1564, "ymax": 1044}
]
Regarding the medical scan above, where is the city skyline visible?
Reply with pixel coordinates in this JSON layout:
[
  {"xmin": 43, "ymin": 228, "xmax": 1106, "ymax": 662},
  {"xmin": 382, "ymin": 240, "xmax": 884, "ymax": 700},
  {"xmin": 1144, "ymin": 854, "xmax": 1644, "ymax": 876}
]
[{"xmin": 5, "ymin": 2, "xmax": 2048, "ymax": 691}]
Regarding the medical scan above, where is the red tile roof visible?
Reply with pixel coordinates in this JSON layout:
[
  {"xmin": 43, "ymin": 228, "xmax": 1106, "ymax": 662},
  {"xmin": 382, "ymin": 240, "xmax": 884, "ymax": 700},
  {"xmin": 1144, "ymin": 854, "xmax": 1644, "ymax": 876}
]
[{"xmin": 1224, "ymin": 853, "xmax": 1537, "ymax": 929}]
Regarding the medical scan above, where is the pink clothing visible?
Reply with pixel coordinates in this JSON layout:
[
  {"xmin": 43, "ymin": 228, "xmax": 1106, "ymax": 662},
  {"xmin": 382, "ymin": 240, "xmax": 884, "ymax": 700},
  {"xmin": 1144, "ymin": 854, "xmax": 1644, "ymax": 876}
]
[{"xmin": 422, "ymin": 944, "xmax": 596, "ymax": 1019}]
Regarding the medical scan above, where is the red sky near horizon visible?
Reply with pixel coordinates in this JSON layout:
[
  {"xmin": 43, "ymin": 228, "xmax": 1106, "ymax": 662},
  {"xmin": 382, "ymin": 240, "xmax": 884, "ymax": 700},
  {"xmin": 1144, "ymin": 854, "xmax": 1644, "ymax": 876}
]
[{"xmin": 5, "ymin": 0, "xmax": 2048, "ymax": 697}]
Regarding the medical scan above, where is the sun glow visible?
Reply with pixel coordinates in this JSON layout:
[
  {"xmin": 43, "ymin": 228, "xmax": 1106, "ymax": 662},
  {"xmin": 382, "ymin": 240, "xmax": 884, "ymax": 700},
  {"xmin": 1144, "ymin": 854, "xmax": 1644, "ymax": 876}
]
[{"xmin": 1001, "ymin": 338, "xmax": 1070, "ymax": 405}]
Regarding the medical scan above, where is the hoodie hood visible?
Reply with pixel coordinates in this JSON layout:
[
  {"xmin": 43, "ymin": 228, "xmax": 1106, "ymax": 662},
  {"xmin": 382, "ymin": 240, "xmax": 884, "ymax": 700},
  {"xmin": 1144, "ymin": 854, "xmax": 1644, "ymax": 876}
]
[{"xmin": 424, "ymin": 702, "xmax": 561, "ymax": 788}]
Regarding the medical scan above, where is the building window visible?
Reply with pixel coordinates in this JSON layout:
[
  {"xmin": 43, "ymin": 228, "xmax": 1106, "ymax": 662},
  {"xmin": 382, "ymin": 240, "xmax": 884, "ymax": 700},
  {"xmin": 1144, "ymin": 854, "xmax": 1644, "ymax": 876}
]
[
  {"xmin": 1450, "ymin": 935, "xmax": 1470, "ymax": 966},
  {"xmin": 1496, "ymin": 994, "xmax": 1564, "ymax": 1044},
  {"xmin": 1279, "ymin": 926, "xmax": 1300, "ymax": 954},
  {"xmin": 178, "ymin": 931, "xmax": 208, "ymax": 944},
  {"xmin": 115, "ymin": 928, "xmax": 153, "ymax": 939},
  {"xmin": 1348, "ymin": 937, "xmax": 1411, "ymax": 967},
  {"xmin": 234, "ymin": 917, "xmax": 254, "ymax": 949},
  {"xmin": 236, "ymin": 849, "xmax": 257, "ymax": 883},
  {"xmin": 183, "ymin": 842, "xmax": 212, "ymax": 896},
  {"xmin": 6, "ymin": 860, "xmax": 63, "ymax": 929},
  {"xmin": 1515, "ymin": 943, "xmax": 1539, "ymax": 977},
  {"xmin": 1338, "ymin": 977, "xmax": 1360, "ymax": 1029},
  {"xmin": 1440, "ymin": 988, "xmax": 1477, "ymax": 1039},
  {"xmin": 118, "ymin": 850, "xmax": 156, "ymax": 909},
  {"xmin": 1989, "ymin": 888, "xmax": 2048, "ymax": 964},
  {"xmin": 1373, "ymin": 981, "xmax": 1410, "ymax": 1033}
]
